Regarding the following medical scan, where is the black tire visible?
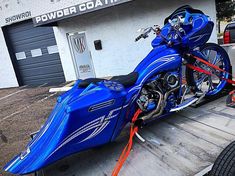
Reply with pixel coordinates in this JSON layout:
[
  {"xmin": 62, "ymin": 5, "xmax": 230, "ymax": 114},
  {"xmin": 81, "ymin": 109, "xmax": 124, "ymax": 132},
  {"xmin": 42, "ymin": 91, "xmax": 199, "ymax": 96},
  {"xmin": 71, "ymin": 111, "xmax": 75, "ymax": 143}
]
[
  {"xmin": 186, "ymin": 43, "xmax": 232, "ymax": 97},
  {"xmin": 210, "ymin": 141, "xmax": 235, "ymax": 176}
]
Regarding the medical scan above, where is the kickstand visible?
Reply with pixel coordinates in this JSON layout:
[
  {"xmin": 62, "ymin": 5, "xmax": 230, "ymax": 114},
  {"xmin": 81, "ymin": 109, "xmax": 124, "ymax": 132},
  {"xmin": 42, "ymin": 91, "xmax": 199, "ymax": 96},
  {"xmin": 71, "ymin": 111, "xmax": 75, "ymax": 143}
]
[
  {"xmin": 192, "ymin": 92, "xmax": 206, "ymax": 107},
  {"xmin": 135, "ymin": 131, "xmax": 146, "ymax": 143},
  {"xmin": 135, "ymin": 131, "xmax": 162, "ymax": 146},
  {"xmin": 180, "ymin": 85, "xmax": 190, "ymax": 103}
]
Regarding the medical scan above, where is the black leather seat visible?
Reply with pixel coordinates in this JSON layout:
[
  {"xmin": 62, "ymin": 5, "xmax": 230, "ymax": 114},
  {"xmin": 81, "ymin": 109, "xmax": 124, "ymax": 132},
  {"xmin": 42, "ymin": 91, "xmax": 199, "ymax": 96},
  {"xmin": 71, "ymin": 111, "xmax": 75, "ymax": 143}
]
[{"xmin": 78, "ymin": 72, "xmax": 139, "ymax": 88}]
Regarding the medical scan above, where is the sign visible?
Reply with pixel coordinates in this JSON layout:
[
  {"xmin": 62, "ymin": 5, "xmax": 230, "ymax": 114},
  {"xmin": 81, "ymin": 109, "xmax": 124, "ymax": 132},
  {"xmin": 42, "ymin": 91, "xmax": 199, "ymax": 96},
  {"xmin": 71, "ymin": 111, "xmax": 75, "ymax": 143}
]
[
  {"xmin": 74, "ymin": 37, "xmax": 86, "ymax": 53},
  {"xmin": 33, "ymin": 0, "xmax": 132, "ymax": 26},
  {"xmin": 5, "ymin": 11, "xmax": 31, "ymax": 24},
  {"xmin": 68, "ymin": 32, "xmax": 96, "ymax": 79}
]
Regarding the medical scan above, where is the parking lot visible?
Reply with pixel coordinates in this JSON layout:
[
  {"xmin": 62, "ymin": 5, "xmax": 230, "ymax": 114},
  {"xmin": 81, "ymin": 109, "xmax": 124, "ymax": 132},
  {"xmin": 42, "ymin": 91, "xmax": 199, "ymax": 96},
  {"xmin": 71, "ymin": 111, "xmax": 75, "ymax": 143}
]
[
  {"xmin": 0, "ymin": 84, "xmax": 235, "ymax": 176},
  {"xmin": 0, "ymin": 85, "xmax": 60, "ymax": 176}
]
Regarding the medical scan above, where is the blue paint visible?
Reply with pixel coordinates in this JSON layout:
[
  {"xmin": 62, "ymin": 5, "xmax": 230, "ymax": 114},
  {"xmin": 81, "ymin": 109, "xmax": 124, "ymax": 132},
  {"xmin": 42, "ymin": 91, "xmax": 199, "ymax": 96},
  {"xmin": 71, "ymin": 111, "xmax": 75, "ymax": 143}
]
[{"xmin": 4, "ymin": 6, "xmax": 231, "ymax": 175}]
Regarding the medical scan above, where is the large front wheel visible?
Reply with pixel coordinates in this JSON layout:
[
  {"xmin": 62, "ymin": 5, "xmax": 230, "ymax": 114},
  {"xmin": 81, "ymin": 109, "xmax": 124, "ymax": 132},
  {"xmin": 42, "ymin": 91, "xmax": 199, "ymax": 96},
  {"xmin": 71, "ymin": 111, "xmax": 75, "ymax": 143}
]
[{"xmin": 186, "ymin": 43, "xmax": 232, "ymax": 97}]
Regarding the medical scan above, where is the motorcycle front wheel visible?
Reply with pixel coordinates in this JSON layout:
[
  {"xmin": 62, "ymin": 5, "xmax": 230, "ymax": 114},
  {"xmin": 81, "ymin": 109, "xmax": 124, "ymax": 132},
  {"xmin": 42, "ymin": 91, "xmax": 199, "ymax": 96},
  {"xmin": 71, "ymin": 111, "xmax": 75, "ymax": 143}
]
[{"xmin": 186, "ymin": 43, "xmax": 232, "ymax": 97}]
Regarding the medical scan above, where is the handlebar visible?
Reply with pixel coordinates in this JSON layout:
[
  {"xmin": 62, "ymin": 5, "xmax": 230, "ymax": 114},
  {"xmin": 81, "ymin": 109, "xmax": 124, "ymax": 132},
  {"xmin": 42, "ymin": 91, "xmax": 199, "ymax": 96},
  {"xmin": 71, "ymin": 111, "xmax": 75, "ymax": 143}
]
[
  {"xmin": 135, "ymin": 34, "xmax": 143, "ymax": 42},
  {"xmin": 135, "ymin": 16, "xmax": 187, "ymax": 43},
  {"xmin": 135, "ymin": 27, "xmax": 154, "ymax": 42}
]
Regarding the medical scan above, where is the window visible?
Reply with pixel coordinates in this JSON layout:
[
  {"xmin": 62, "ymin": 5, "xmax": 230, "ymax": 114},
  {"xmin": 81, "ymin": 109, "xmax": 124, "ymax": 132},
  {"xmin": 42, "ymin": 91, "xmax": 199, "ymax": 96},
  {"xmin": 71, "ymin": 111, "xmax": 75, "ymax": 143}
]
[
  {"xmin": 31, "ymin": 48, "xmax": 42, "ymax": 57},
  {"xmin": 15, "ymin": 52, "xmax": 26, "ymax": 60},
  {"xmin": 47, "ymin": 45, "xmax": 59, "ymax": 54}
]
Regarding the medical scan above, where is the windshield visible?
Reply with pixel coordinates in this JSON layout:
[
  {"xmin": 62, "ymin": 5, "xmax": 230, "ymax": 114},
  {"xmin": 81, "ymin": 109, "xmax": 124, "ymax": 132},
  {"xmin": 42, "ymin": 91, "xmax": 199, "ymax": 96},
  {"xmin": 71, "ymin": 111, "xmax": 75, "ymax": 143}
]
[{"xmin": 164, "ymin": 5, "xmax": 204, "ymax": 24}]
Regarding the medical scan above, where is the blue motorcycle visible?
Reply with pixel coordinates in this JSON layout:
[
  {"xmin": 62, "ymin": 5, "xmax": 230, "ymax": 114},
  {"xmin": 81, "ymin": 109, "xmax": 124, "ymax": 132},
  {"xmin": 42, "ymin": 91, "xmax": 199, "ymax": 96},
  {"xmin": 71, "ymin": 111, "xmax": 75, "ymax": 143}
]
[{"xmin": 4, "ymin": 5, "xmax": 231, "ymax": 175}]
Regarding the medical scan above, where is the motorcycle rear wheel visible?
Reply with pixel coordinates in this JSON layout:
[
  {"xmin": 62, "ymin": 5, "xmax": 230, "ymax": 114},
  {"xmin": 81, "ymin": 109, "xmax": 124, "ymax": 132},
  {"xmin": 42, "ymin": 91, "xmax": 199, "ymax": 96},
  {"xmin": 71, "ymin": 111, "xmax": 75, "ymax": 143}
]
[{"xmin": 185, "ymin": 43, "xmax": 232, "ymax": 97}]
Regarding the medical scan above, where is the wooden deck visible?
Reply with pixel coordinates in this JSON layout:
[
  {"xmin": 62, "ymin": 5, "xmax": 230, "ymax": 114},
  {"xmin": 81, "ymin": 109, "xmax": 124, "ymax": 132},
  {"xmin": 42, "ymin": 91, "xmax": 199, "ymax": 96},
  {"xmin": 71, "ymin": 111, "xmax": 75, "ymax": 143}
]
[{"xmin": 41, "ymin": 96, "xmax": 235, "ymax": 176}]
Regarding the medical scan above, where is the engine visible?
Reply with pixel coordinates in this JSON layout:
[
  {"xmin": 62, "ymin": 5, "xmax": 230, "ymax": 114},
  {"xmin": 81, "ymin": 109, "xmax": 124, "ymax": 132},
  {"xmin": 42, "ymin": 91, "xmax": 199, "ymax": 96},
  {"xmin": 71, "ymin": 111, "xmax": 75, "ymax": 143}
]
[
  {"xmin": 137, "ymin": 72, "xmax": 180, "ymax": 121},
  {"xmin": 162, "ymin": 72, "xmax": 180, "ymax": 90}
]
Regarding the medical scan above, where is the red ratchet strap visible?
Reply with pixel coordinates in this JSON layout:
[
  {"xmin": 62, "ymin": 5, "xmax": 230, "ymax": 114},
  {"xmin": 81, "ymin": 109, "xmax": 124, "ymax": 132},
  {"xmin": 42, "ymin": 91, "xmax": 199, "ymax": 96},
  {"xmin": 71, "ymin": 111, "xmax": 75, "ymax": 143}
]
[
  {"xmin": 187, "ymin": 55, "xmax": 235, "ymax": 85},
  {"xmin": 230, "ymin": 90, "xmax": 235, "ymax": 95},
  {"xmin": 192, "ymin": 55, "xmax": 229, "ymax": 74},
  {"xmin": 231, "ymin": 91, "xmax": 235, "ymax": 102},
  {"xmin": 227, "ymin": 90, "xmax": 235, "ymax": 107},
  {"xmin": 112, "ymin": 109, "xmax": 142, "ymax": 176},
  {"xmin": 112, "ymin": 55, "xmax": 234, "ymax": 176}
]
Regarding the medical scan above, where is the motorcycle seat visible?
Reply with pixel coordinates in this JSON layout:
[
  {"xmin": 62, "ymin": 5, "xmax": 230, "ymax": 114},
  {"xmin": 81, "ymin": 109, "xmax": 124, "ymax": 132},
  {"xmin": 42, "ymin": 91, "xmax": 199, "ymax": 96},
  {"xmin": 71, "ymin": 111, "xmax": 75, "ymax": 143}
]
[{"xmin": 78, "ymin": 72, "xmax": 139, "ymax": 88}]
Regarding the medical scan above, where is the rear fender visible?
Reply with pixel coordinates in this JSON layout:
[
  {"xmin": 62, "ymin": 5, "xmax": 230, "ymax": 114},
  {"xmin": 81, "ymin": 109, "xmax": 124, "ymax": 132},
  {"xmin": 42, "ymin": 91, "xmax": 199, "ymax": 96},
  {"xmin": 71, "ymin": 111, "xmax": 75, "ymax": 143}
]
[{"xmin": 4, "ymin": 81, "xmax": 128, "ymax": 174}]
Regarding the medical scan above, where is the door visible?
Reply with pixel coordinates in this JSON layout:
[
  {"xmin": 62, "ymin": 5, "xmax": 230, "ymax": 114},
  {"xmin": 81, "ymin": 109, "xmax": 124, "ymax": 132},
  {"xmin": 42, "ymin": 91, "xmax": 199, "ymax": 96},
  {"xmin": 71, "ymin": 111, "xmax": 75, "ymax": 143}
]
[
  {"xmin": 3, "ymin": 20, "xmax": 65, "ymax": 86},
  {"xmin": 68, "ymin": 32, "xmax": 96, "ymax": 79}
]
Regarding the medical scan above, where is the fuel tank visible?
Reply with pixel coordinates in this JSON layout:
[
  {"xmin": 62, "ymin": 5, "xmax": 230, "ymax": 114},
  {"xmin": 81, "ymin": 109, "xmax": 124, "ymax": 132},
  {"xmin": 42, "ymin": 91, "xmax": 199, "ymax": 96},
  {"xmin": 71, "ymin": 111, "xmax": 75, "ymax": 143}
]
[{"xmin": 135, "ymin": 45, "xmax": 182, "ymax": 85}]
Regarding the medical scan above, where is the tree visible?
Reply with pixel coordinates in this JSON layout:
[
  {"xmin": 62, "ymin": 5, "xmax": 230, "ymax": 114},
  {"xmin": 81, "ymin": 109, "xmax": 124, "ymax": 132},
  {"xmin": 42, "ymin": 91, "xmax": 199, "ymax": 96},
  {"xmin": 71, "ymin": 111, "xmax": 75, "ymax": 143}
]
[{"xmin": 216, "ymin": 0, "xmax": 235, "ymax": 33}]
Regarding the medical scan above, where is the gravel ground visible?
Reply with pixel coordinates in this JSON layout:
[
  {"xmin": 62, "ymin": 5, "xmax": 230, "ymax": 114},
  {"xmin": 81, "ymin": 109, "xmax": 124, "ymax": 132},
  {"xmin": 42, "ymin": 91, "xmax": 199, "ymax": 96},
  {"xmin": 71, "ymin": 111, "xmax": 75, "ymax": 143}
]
[{"xmin": 0, "ymin": 85, "xmax": 61, "ymax": 176}]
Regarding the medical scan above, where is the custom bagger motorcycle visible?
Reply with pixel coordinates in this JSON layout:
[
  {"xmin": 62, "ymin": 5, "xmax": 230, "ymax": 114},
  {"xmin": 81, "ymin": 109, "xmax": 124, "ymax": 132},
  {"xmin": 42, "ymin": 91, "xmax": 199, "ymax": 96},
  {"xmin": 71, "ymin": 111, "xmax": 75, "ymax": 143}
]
[{"xmin": 4, "ymin": 5, "xmax": 232, "ymax": 175}]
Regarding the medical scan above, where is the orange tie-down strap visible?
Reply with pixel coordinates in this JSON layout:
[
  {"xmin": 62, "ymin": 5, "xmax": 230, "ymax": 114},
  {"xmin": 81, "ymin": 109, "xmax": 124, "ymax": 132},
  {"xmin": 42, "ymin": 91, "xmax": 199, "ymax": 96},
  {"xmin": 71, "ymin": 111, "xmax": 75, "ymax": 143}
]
[
  {"xmin": 112, "ymin": 55, "xmax": 235, "ymax": 176},
  {"xmin": 112, "ymin": 109, "xmax": 142, "ymax": 176}
]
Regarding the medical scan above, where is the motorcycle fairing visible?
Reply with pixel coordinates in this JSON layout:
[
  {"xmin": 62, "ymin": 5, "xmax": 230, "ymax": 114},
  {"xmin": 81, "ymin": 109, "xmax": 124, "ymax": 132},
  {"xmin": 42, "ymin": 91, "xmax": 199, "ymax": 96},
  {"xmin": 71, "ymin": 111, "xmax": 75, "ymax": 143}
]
[{"xmin": 4, "ymin": 45, "xmax": 182, "ymax": 175}]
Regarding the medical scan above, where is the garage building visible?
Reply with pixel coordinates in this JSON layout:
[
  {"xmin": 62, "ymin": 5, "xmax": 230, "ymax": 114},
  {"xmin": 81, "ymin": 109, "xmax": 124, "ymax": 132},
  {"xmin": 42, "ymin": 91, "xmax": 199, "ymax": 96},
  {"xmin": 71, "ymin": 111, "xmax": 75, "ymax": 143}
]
[{"xmin": 0, "ymin": 0, "xmax": 217, "ymax": 88}]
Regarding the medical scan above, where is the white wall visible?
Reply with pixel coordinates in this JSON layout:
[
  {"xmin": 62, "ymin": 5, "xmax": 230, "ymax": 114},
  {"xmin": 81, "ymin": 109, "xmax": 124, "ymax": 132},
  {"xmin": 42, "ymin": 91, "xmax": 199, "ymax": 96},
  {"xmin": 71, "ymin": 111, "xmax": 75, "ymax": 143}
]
[
  {"xmin": 0, "ymin": 0, "xmax": 217, "ymax": 86},
  {"xmin": 54, "ymin": 0, "xmax": 217, "ymax": 81},
  {"xmin": 0, "ymin": 28, "xmax": 19, "ymax": 88},
  {"xmin": 0, "ymin": 0, "xmax": 31, "ymax": 26},
  {"xmin": 0, "ymin": 0, "xmax": 90, "ymax": 26},
  {"xmin": 53, "ymin": 27, "xmax": 78, "ymax": 81}
]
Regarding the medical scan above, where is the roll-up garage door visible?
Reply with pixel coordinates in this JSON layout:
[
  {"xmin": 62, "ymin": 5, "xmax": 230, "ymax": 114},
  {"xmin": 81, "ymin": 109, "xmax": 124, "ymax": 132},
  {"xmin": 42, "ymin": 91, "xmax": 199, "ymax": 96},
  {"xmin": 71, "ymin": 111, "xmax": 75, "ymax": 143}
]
[{"xmin": 3, "ymin": 20, "xmax": 65, "ymax": 86}]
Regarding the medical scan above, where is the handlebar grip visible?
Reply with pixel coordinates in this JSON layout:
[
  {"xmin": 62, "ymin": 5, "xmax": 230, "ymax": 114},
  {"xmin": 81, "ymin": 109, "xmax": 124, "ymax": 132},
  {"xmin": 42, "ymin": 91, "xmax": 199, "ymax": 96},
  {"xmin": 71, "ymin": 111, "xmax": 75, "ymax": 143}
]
[{"xmin": 135, "ymin": 35, "xmax": 143, "ymax": 42}]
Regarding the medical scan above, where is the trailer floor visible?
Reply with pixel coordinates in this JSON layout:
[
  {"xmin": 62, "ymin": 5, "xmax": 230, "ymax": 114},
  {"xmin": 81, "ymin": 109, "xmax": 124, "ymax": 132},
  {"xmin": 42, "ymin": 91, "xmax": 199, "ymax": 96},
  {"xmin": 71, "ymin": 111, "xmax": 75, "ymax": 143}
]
[
  {"xmin": 43, "ymin": 96, "xmax": 235, "ymax": 176},
  {"xmin": 0, "ymin": 86, "xmax": 235, "ymax": 176}
]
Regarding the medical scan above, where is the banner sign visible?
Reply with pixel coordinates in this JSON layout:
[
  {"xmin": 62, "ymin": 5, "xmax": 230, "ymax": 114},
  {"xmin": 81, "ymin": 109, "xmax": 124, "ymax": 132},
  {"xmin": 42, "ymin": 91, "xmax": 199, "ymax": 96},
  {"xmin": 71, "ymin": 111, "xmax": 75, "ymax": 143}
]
[{"xmin": 33, "ymin": 0, "xmax": 132, "ymax": 26}]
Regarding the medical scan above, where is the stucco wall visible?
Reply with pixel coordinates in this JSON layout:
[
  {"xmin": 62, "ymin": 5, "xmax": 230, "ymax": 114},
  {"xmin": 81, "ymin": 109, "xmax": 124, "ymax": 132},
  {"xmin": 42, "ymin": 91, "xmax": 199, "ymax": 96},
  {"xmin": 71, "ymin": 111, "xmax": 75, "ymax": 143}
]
[
  {"xmin": 54, "ymin": 0, "xmax": 217, "ymax": 81},
  {"xmin": 0, "ymin": 28, "xmax": 19, "ymax": 88}
]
